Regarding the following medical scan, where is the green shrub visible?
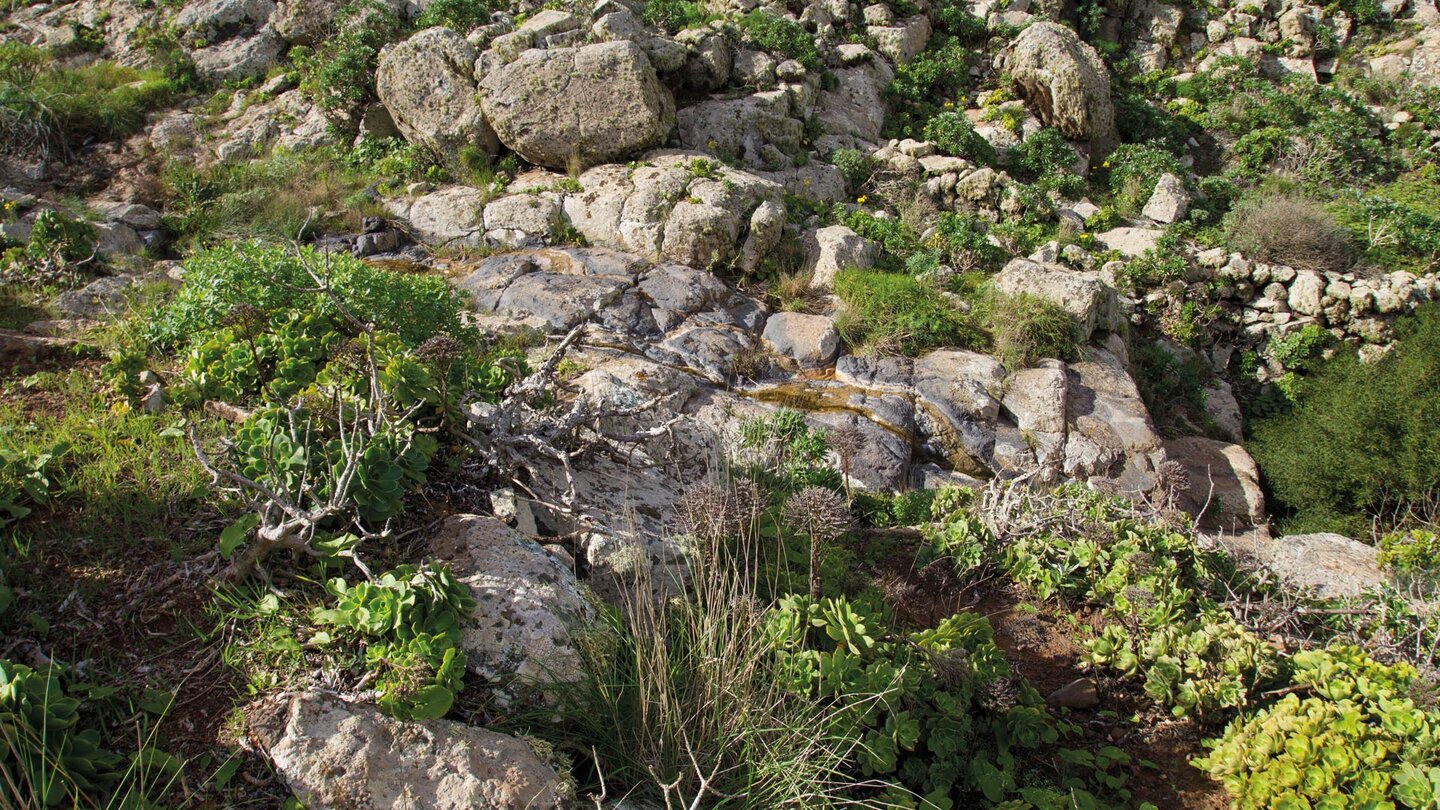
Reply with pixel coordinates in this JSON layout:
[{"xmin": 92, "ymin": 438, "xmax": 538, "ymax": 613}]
[
  {"xmin": 1102, "ymin": 142, "xmax": 1183, "ymax": 210},
  {"xmin": 831, "ymin": 206, "xmax": 920, "ymax": 262},
  {"xmin": 922, "ymin": 111, "xmax": 994, "ymax": 164},
  {"xmin": 1250, "ymin": 305, "xmax": 1440, "ymax": 535},
  {"xmin": 294, "ymin": 0, "xmax": 404, "ymax": 113},
  {"xmin": 985, "ymin": 292, "xmax": 1080, "ymax": 370},
  {"xmin": 1329, "ymin": 168, "xmax": 1440, "ymax": 275},
  {"xmin": 641, "ymin": 0, "xmax": 710, "ymax": 32},
  {"xmin": 1378, "ymin": 529, "xmax": 1440, "ymax": 574},
  {"xmin": 0, "ymin": 428, "xmax": 66, "ymax": 528},
  {"xmin": 1193, "ymin": 647, "xmax": 1440, "ymax": 809},
  {"xmin": 835, "ymin": 269, "xmax": 985, "ymax": 356},
  {"xmin": 884, "ymin": 39, "xmax": 976, "ymax": 137},
  {"xmin": 829, "ymin": 148, "xmax": 874, "ymax": 192},
  {"xmin": 929, "ymin": 212, "xmax": 1006, "ymax": 273},
  {"xmin": 312, "ymin": 565, "xmax": 475, "ymax": 720},
  {"xmin": 0, "ymin": 43, "xmax": 175, "ymax": 159},
  {"xmin": 1223, "ymin": 193, "xmax": 1355, "ymax": 274},
  {"xmin": 150, "ymin": 244, "xmax": 474, "ymax": 349},
  {"xmin": 767, "ymin": 595, "xmax": 1137, "ymax": 807},
  {"xmin": 1008, "ymin": 128, "xmax": 1077, "ymax": 179},
  {"xmin": 737, "ymin": 11, "xmax": 820, "ymax": 71},
  {"xmin": 414, "ymin": 0, "xmax": 496, "ymax": 31}
]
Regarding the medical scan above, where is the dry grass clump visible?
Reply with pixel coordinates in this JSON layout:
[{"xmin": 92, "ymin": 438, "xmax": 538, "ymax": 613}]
[{"xmin": 1223, "ymin": 193, "xmax": 1355, "ymax": 274}]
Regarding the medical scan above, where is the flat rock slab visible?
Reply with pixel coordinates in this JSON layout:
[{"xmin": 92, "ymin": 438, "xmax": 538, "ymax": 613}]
[
  {"xmin": 246, "ymin": 691, "xmax": 566, "ymax": 809},
  {"xmin": 1265, "ymin": 532, "xmax": 1386, "ymax": 599}
]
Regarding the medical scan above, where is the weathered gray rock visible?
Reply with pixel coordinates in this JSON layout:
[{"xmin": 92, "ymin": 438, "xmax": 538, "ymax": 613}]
[
  {"xmin": 675, "ymin": 91, "xmax": 804, "ymax": 170},
  {"xmin": 377, "ymin": 28, "xmax": 499, "ymax": 173},
  {"xmin": 480, "ymin": 41, "xmax": 675, "ymax": 170},
  {"xmin": 1288, "ymin": 270, "xmax": 1326, "ymax": 316},
  {"xmin": 1265, "ymin": 533, "xmax": 1386, "ymax": 599},
  {"xmin": 482, "ymin": 193, "xmax": 565, "ymax": 248},
  {"xmin": 1009, "ymin": 22, "xmax": 1117, "ymax": 154},
  {"xmin": 191, "ymin": 29, "xmax": 284, "ymax": 81},
  {"xmin": 397, "ymin": 186, "xmax": 489, "ymax": 247},
  {"xmin": 1093, "ymin": 226, "xmax": 1161, "ymax": 257},
  {"xmin": 1141, "ymin": 172, "xmax": 1189, "ymax": 224},
  {"xmin": 805, "ymin": 225, "xmax": 877, "ymax": 289},
  {"xmin": 1063, "ymin": 347, "xmax": 1165, "ymax": 493},
  {"xmin": 762, "ymin": 312, "xmax": 840, "ymax": 368},
  {"xmin": 1162, "ymin": 437, "xmax": 1266, "ymax": 530},
  {"xmin": 814, "ymin": 55, "xmax": 893, "ymax": 152},
  {"xmin": 738, "ymin": 199, "xmax": 786, "ymax": 274},
  {"xmin": 1002, "ymin": 361, "xmax": 1068, "ymax": 434},
  {"xmin": 431, "ymin": 515, "xmax": 595, "ymax": 695},
  {"xmin": 870, "ymin": 15, "xmax": 931, "ymax": 64},
  {"xmin": 992, "ymin": 258, "xmax": 1119, "ymax": 340},
  {"xmin": 246, "ymin": 691, "xmax": 566, "ymax": 809}
]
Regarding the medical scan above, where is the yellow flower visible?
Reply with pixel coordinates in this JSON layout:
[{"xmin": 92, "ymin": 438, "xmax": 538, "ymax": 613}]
[
  {"xmin": 856, "ymin": 195, "xmax": 868, "ymax": 204},
  {"xmin": 943, "ymin": 101, "xmax": 954, "ymax": 108},
  {"xmin": 1102, "ymin": 160, "xmax": 1111, "ymax": 167}
]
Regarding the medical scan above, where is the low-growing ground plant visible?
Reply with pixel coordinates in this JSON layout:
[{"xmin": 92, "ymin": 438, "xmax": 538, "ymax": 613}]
[
  {"xmin": 1223, "ymin": 192, "xmax": 1355, "ymax": 274},
  {"xmin": 834, "ymin": 269, "xmax": 985, "ymax": 356},
  {"xmin": 984, "ymin": 291, "xmax": 1080, "ymax": 370}
]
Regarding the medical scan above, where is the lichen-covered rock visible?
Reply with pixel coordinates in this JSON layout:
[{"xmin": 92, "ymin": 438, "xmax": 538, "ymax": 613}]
[
  {"xmin": 805, "ymin": 225, "xmax": 877, "ymax": 289},
  {"xmin": 762, "ymin": 312, "xmax": 840, "ymax": 368},
  {"xmin": 377, "ymin": 28, "xmax": 499, "ymax": 173},
  {"xmin": 480, "ymin": 41, "xmax": 675, "ymax": 170},
  {"xmin": 1264, "ymin": 533, "xmax": 1386, "ymax": 599},
  {"xmin": 1008, "ymin": 21, "xmax": 1118, "ymax": 155},
  {"xmin": 561, "ymin": 151, "xmax": 783, "ymax": 268},
  {"xmin": 430, "ymin": 515, "xmax": 596, "ymax": 696},
  {"xmin": 992, "ymin": 258, "xmax": 1120, "ymax": 339},
  {"xmin": 393, "ymin": 186, "xmax": 489, "ymax": 248},
  {"xmin": 246, "ymin": 691, "xmax": 567, "ymax": 809},
  {"xmin": 1142, "ymin": 172, "xmax": 1189, "ymax": 224}
]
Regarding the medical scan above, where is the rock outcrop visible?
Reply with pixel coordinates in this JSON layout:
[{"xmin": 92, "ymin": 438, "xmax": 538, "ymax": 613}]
[
  {"xmin": 246, "ymin": 691, "xmax": 567, "ymax": 809},
  {"xmin": 377, "ymin": 28, "xmax": 498, "ymax": 173},
  {"xmin": 480, "ymin": 41, "xmax": 675, "ymax": 169}
]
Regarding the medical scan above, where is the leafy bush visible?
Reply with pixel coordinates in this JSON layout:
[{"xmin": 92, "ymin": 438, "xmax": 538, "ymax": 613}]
[
  {"xmin": 1378, "ymin": 529, "xmax": 1440, "ymax": 574},
  {"xmin": 830, "ymin": 148, "xmax": 874, "ymax": 192},
  {"xmin": 930, "ymin": 212, "xmax": 1005, "ymax": 273},
  {"xmin": 1223, "ymin": 193, "xmax": 1355, "ymax": 274},
  {"xmin": 150, "ymin": 244, "xmax": 474, "ymax": 350},
  {"xmin": 985, "ymin": 292, "xmax": 1081, "ymax": 370},
  {"xmin": 885, "ymin": 39, "xmax": 976, "ymax": 137},
  {"xmin": 834, "ymin": 269, "xmax": 985, "ymax": 356},
  {"xmin": 832, "ymin": 206, "xmax": 920, "ymax": 261},
  {"xmin": 293, "ymin": 0, "xmax": 405, "ymax": 114},
  {"xmin": 923, "ymin": 112, "xmax": 994, "ymax": 164},
  {"xmin": 1330, "ymin": 168, "xmax": 1440, "ymax": 275},
  {"xmin": 736, "ymin": 408, "xmax": 835, "ymax": 493},
  {"xmin": 414, "ymin": 0, "xmax": 496, "ymax": 31},
  {"xmin": 312, "ymin": 565, "xmax": 475, "ymax": 719},
  {"xmin": 1250, "ymin": 306, "xmax": 1440, "ymax": 535},
  {"xmin": 737, "ymin": 11, "xmax": 819, "ymax": 71},
  {"xmin": 0, "ymin": 43, "xmax": 175, "ymax": 159},
  {"xmin": 1008, "ymin": 128, "xmax": 1078, "ymax": 180},
  {"xmin": 767, "ymin": 595, "xmax": 1137, "ymax": 807},
  {"xmin": 1193, "ymin": 647, "xmax": 1440, "ymax": 809},
  {"xmin": 1102, "ymin": 142, "xmax": 1183, "ymax": 212},
  {"xmin": 641, "ymin": 0, "xmax": 710, "ymax": 33}
]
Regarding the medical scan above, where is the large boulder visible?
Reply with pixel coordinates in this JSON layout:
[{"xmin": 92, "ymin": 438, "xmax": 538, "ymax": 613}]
[
  {"xmin": 480, "ymin": 41, "xmax": 675, "ymax": 170},
  {"xmin": 430, "ymin": 515, "xmax": 597, "ymax": 698},
  {"xmin": 992, "ymin": 258, "xmax": 1120, "ymax": 340},
  {"xmin": 1008, "ymin": 21, "xmax": 1117, "ymax": 155},
  {"xmin": 246, "ymin": 691, "xmax": 567, "ymax": 809},
  {"xmin": 762, "ymin": 312, "xmax": 841, "ymax": 368},
  {"xmin": 377, "ymin": 28, "xmax": 499, "ymax": 173},
  {"xmin": 805, "ymin": 225, "xmax": 877, "ymax": 289}
]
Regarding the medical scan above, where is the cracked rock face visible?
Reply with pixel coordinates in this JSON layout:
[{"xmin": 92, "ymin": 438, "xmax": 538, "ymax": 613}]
[
  {"xmin": 480, "ymin": 40, "xmax": 675, "ymax": 170},
  {"xmin": 246, "ymin": 691, "xmax": 567, "ymax": 809}
]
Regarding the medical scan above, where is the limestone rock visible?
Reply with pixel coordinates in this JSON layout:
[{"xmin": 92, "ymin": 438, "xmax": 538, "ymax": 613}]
[
  {"xmin": 805, "ymin": 225, "xmax": 877, "ymax": 289},
  {"xmin": 246, "ymin": 691, "xmax": 566, "ymax": 809},
  {"xmin": 1141, "ymin": 172, "xmax": 1189, "ymax": 224},
  {"xmin": 430, "ymin": 515, "xmax": 596, "ymax": 695},
  {"xmin": 480, "ymin": 41, "xmax": 675, "ymax": 170},
  {"xmin": 399, "ymin": 186, "xmax": 489, "ymax": 247},
  {"xmin": 377, "ymin": 28, "xmax": 498, "ymax": 173},
  {"xmin": 1162, "ymin": 437, "xmax": 1267, "ymax": 530},
  {"xmin": 1009, "ymin": 22, "xmax": 1118, "ymax": 154},
  {"xmin": 1266, "ymin": 533, "xmax": 1387, "ymax": 599},
  {"xmin": 762, "ymin": 312, "xmax": 841, "ymax": 368},
  {"xmin": 992, "ymin": 258, "xmax": 1119, "ymax": 340}
]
